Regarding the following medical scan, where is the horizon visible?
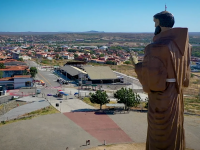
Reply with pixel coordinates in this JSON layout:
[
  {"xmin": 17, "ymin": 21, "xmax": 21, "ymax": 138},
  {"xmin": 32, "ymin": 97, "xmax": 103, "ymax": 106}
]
[{"xmin": 0, "ymin": 0, "xmax": 200, "ymax": 32}]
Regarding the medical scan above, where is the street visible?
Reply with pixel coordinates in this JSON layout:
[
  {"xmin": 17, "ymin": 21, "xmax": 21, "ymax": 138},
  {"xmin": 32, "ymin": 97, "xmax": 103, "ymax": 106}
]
[{"xmin": 27, "ymin": 61, "xmax": 60, "ymax": 87}]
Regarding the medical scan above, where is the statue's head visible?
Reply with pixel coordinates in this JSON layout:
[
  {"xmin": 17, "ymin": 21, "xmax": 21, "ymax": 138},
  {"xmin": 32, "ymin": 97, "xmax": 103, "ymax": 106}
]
[{"xmin": 153, "ymin": 11, "xmax": 175, "ymax": 35}]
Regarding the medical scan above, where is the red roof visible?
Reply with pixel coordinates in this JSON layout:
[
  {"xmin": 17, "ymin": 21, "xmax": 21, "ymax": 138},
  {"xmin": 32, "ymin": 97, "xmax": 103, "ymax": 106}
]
[
  {"xmin": 0, "ymin": 77, "xmax": 13, "ymax": 81},
  {"xmin": 13, "ymin": 75, "xmax": 31, "ymax": 78},
  {"xmin": 0, "ymin": 66, "xmax": 28, "ymax": 71}
]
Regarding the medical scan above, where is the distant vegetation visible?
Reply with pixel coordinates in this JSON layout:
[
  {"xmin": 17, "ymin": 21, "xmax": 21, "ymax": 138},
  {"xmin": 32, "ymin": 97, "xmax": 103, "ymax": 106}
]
[{"xmin": 191, "ymin": 46, "xmax": 200, "ymax": 57}]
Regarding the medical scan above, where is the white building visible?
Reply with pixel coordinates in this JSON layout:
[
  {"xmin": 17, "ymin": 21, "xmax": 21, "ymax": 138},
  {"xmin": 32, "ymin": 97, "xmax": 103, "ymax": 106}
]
[
  {"xmin": 19, "ymin": 55, "xmax": 31, "ymax": 60},
  {"xmin": 99, "ymin": 46, "xmax": 108, "ymax": 50},
  {"xmin": 62, "ymin": 54, "xmax": 74, "ymax": 60},
  {"xmin": 79, "ymin": 46, "xmax": 98, "ymax": 49}
]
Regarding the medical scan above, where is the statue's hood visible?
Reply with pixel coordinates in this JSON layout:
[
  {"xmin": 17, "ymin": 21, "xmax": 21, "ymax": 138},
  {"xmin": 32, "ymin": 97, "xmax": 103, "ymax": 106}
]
[{"xmin": 153, "ymin": 28, "xmax": 189, "ymax": 56}]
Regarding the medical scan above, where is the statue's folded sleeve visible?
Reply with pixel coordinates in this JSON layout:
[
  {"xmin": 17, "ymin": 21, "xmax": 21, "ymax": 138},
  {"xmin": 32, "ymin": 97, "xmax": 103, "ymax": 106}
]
[{"xmin": 135, "ymin": 49, "xmax": 167, "ymax": 93}]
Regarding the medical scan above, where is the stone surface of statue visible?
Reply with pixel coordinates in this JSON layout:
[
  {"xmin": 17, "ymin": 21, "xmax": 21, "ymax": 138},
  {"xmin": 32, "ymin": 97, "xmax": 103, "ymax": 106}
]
[{"xmin": 135, "ymin": 11, "xmax": 191, "ymax": 150}]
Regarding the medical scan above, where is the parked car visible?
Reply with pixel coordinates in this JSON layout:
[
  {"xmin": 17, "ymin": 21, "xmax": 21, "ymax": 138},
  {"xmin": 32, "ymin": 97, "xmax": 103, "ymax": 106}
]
[
  {"xmin": 36, "ymin": 89, "xmax": 41, "ymax": 94},
  {"xmin": 11, "ymin": 96, "xmax": 19, "ymax": 100}
]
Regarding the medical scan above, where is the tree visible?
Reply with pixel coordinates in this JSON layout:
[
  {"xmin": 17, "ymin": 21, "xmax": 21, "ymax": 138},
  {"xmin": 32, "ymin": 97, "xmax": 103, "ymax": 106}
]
[
  {"xmin": 124, "ymin": 61, "xmax": 131, "ymax": 65},
  {"xmin": 0, "ymin": 71, "xmax": 3, "ymax": 78},
  {"xmin": 144, "ymin": 97, "xmax": 149, "ymax": 109},
  {"xmin": 30, "ymin": 67, "xmax": 38, "ymax": 78},
  {"xmin": 114, "ymin": 88, "xmax": 141, "ymax": 110},
  {"xmin": 99, "ymin": 54, "xmax": 104, "ymax": 57},
  {"xmin": 74, "ymin": 54, "xmax": 78, "ymax": 58},
  {"xmin": 0, "ymin": 63, "xmax": 5, "ymax": 69},
  {"xmin": 105, "ymin": 61, "xmax": 116, "ymax": 65},
  {"xmin": 89, "ymin": 90, "xmax": 110, "ymax": 110},
  {"xmin": 18, "ymin": 58, "xmax": 23, "ymax": 61},
  {"xmin": 23, "ymin": 69, "xmax": 30, "ymax": 75},
  {"xmin": 55, "ymin": 54, "xmax": 59, "ymax": 59}
]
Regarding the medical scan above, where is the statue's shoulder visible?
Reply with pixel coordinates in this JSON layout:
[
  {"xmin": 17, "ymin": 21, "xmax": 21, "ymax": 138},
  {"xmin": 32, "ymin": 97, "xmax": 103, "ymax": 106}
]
[
  {"xmin": 146, "ymin": 39, "xmax": 171, "ymax": 50},
  {"xmin": 145, "ymin": 40, "xmax": 172, "ymax": 56}
]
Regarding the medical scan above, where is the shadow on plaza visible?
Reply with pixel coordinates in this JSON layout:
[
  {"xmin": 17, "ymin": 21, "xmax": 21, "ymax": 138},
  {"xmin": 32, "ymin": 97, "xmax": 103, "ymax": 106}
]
[{"xmin": 70, "ymin": 108, "xmax": 148, "ymax": 115}]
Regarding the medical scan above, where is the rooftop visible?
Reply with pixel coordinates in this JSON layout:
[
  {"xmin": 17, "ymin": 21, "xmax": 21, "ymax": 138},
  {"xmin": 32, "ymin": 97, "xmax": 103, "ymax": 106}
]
[{"xmin": 83, "ymin": 66, "xmax": 117, "ymax": 80}]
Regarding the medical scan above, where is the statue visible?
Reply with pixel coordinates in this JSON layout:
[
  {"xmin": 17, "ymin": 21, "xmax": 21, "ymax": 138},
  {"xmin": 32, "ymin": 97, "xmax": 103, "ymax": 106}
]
[{"xmin": 133, "ymin": 11, "xmax": 192, "ymax": 150}]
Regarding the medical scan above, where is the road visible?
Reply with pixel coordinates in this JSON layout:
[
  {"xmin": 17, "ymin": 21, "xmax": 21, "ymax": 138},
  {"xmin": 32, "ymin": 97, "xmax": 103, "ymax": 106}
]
[
  {"xmin": 113, "ymin": 71, "xmax": 142, "ymax": 89},
  {"xmin": 27, "ymin": 61, "xmax": 60, "ymax": 87}
]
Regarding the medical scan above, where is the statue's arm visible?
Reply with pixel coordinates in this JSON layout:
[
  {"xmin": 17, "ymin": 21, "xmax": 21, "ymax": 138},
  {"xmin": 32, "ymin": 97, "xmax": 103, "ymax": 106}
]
[{"xmin": 135, "ymin": 46, "xmax": 168, "ymax": 93}]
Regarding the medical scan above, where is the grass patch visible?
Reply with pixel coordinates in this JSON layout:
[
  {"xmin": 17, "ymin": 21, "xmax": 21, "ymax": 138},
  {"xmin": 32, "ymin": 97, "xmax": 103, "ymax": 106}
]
[
  {"xmin": 184, "ymin": 97, "xmax": 200, "ymax": 114},
  {"xmin": 24, "ymin": 105, "xmax": 59, "ymax": 116},
  {"xmin": 0, "ymin": 106, "xmax": 59, "ymax": 126},
  {"xmin": 83, "ymin": 97, "xmax": 98, "ymax": 108}
]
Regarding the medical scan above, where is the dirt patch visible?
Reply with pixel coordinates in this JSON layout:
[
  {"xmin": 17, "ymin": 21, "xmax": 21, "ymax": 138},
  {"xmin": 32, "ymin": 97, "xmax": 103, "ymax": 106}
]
[{"xmin": 0, "ymin": 101, "xmax": 28, "ymax": 115}]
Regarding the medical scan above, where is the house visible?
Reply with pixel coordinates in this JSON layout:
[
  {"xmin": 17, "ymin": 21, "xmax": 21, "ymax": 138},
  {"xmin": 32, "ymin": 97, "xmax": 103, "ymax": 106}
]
[
  {"xmin": 0, "ymin": 60, "xmax": 27, "ymax": 66},
  {"xmin": 0, "ymin": 66, "xmax": 29, "ymax": 78},
  {"xmin": 19, "ymin": 55, "xmax": 31, "ymax": 60},
  {"xmin": 62, "ymin": 54, "xmax": 74, "ymax": 60},
  {"xmin": 35, "ymin": 52, "xmax": 47, "ymax": 58},
  {"xmin": 12, "ymin": 52, "xmax": 20, "ymax": 59}
]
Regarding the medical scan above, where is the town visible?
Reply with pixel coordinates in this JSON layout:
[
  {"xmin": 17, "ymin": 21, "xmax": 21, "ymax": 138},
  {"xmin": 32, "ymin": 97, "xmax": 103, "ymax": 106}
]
[{"xmin": 0, "ymin": 32, "xmax": 200, "ymax": 150}]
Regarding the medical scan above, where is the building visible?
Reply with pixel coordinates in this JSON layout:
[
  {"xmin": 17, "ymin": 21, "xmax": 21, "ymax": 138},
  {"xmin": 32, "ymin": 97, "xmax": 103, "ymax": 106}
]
[
  {"xmin": 62, "ymin": 54, "xmax": 74, "ymax": 60},
  {"xmin": 60, "ymin": 64, "xmax": 120, "ymax": 84},
  {"xmin": 12, "ymin": 52, "xmax": 20, "ymax": 59},
  {"xmin": 79, "ymin": 46, "xmax": 98, "ymax": 49},
  {"xmin": 83, "ymin": 66, "xmax": 118, "ymax": 84},
  {"xmin": 0, "ymin": 75, "xmax": 33, "ymax": 90},
  {"xmin": 99, "ymin": 46, "xmax": 108, "ymax": 50},
  {"xmin": 19, "ymin": 55, "xmax": 31, "ymax": 60},
  {"xmin": 60, "ymin": 65, "xmax": 87, "ymax": 81},
  {"xmin": 0, "ymin": 66, "xmax": 29, "ymax": 78},
  {"xmin": 64, "ymin": 61, "xmax": 87, "ymax": 69}
]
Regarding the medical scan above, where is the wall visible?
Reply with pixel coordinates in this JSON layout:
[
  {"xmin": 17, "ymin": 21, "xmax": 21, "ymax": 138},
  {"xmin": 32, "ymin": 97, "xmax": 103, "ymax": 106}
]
[{"xmin": 14, "ymin": 78, "xmax": 33, "ymax": 89}]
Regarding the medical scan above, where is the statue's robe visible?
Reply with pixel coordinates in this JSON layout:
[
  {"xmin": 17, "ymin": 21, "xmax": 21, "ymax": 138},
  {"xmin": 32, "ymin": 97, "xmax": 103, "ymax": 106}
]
[{"xmin": 135, "ymin": 28, "xmax": 191, "ymax": 150}]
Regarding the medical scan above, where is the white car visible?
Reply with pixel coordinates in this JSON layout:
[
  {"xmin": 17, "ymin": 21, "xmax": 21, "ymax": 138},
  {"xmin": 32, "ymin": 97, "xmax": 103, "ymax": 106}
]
[{"xmin": 12, "ymin": 96, "xmax": 19, "ymax": 99}]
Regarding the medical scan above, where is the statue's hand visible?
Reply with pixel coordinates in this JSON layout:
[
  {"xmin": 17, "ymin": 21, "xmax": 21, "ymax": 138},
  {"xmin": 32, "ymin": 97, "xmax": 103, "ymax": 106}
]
[{"xmin": 130, "ymin": 51, "xmax": 138, "ymax": 66}]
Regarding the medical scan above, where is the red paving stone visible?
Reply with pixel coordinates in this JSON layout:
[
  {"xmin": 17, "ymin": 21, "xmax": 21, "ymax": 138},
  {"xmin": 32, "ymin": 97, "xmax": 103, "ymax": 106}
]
[{"xmin": 64, "ymin": 112, "xmax": 133, "ymax": 144}]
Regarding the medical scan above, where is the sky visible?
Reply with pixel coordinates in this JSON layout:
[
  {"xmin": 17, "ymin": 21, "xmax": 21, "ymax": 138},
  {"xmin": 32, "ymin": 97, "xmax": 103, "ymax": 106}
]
[{"xmin": 0, "ymin": 0, "xmax": 199, "ymax": 32}]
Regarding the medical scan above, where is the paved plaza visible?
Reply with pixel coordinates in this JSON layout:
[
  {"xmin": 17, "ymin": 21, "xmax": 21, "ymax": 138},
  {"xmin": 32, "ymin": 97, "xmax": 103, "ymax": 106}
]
[{"xmin": 0, "ymin": 112, "xmax": 199, "ymax": 150}]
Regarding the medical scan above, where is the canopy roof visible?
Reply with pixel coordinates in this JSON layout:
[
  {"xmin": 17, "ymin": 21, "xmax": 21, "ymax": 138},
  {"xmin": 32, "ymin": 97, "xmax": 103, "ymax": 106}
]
[{"xmin": 83, "ymin": 66, "xmax": 117, "ymax": 80}]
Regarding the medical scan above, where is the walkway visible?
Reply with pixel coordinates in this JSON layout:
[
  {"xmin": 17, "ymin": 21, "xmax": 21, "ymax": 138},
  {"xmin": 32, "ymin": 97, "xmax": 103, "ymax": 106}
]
[{"xmin": 0, "ymin": 97, "xmax": 50, "ymax": 121}]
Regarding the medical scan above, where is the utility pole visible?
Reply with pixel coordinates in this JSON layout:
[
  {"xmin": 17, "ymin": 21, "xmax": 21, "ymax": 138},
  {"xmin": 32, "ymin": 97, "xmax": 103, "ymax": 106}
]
[
  {"xmin": 78, "ymin": 70, "xmax": 80, "ymax": 98},
  {"xmin": 34, "ymin": 77, "xmax": 37, "ymax": 96}
]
